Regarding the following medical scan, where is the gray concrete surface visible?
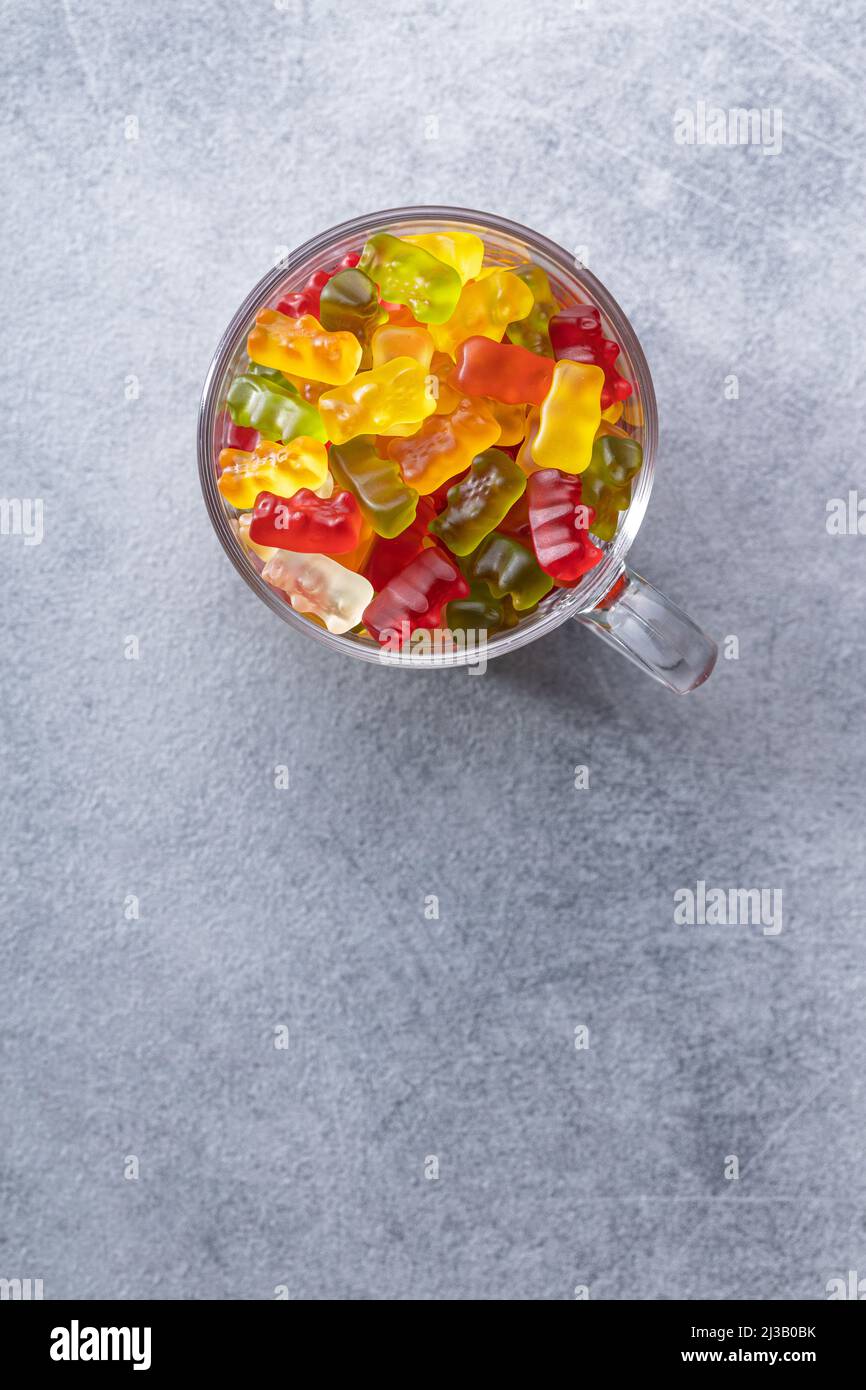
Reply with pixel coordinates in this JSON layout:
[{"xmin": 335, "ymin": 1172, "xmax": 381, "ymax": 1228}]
[{"xmin": 1, "ymin": 0, "xmax": 865, "ymax": 1300}]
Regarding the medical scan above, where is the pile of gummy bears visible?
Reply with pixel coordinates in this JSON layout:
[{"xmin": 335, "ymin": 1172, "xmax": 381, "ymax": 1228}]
[{"xmin": 217, "ymin": 229, "xmax": 643, "ymax": 645}]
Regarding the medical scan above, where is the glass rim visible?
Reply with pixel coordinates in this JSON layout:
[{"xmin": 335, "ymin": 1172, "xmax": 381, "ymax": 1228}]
[{"xmin": 197, "ymin": 204, "xmax": 658, "ymax": 667}]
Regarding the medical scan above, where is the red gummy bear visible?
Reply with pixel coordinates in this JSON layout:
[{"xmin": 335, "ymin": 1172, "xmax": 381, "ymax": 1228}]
[
  {"xmin": 363, "ymin": 545, "xmax": 468, "ymax": 646},
  {"xmin": 248, "ymin": 488, "xmax": 362, "ymax": 555},
  {"xmin": 548, "ymin": 305, "xmax": 632, "ymax": 410},
  {"xmin": 527, "ymin": 469, "xmax": 603, "ymax": 584},
  {"xmin": 363, "ymin": 497, "xmax": 437, "ymax": 591}
]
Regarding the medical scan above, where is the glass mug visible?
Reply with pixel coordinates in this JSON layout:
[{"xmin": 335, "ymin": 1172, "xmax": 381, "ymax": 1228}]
[{"xmin": 197, "ymin": 206, "xmax": 717, "ymax": 693}]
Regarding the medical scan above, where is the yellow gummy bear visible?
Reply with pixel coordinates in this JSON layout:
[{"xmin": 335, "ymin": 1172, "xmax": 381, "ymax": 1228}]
[
  {"xmin": 430, "ymin": 269, "xmax": 534, "ymax": 358},
  {"xmin": 247, "ymin": 310, "xmax": 362, "ymax": 385},
  {"xmin": 404, "ymin": 231, "xmax": 485, "ymax": 284},
  {"xmin": 318, "ymin": 356, "xmax": 436, "ymax": 445},
  {"xmin": 371, "ymin": 326, "xmax": 435, "ymax": 436},
  {"xmin": 217, "ymin": 436, "xmax": 329, "ymax": 507},
  {"xmin": 533, "ymin": 361, "xmax": 604, "ymax": 474},
  {"xmin": 371, "ymin": 323, "xmax": 434, "ymax": 370}
]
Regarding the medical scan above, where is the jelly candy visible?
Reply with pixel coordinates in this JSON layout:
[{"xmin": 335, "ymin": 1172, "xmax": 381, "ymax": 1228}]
[
  {"xmin": 358, "ymin": 232, "xmax": 462, "ymax": 324},
  {"xmin": 219, "ymin": 226, "xmax": 647, "ymax": 648},
  {"xmin": 362, "ymin": 497, "xmax": 437, "ymax": 591},
  {"xmin": 445, "ymin": 580, "xmax": 505, "ymax": 634},
  {"xmin": 578, "ymin": 434, "xmax": 643, "ymax": 542},
  {"xmin": 430, "ymin": 269, "xmax": 534, "ymax": 357},
  {"xmin": 461, "ymin": 532, "xmax": 553, "ymax": 610},
  {"xmin": 218, "ymin": 436, "xmax": 329, "ymax": 507},
  {"xmin": 486, "ymin": 400, "xmax": 527, "ymax": 446},
  {"xmin": 233, "ymin": 512, "xmax": 275, "ymax": 563},
  {"xmin": 276, "ymin": 268, "xmax": 330, "ymax": 319},
  {"xmin": 450, "ymin": 335, "xmax": 554, "ymax": 405},
  {"xmin": 532, "ymin": 360, "xmax": 604, "ymax": 474},
  {"xmin": 507, "ymin": 263, "xmax": 558, "ymax": 357},
  {"xmin": 429, "ymin": 448, "xmax": 526, "ymax": 556},
  {"xmin": 318, "ymin": 357, "xmax": 435, "ymax": 444},
  {"xmin": 526, "ymin": 469, "xmax": 603, "ymax": 583},
  {"xmin": 371, "ymin": 323, "xmax": 435, "ymax": 370},
  {"xmin": 262, "ymin": 550, "xmax": 374, "ymax": 634},
  {"xmin": 362, "ymin": 545, "xmax": 469, "ymax": 646},
  {"xmin": 549, "ymin": 304, "xmax": 632, "ymax": 410},
  {"xmin": 588, "ymin": 433, "xmax": 643, "ymax": 489},
  {"xmin": 226, "ymin": 372, "xmax": 326, "ymax": 444},
  {"xmin": 334, "ymin": 518, "xmax": 375, "ymax": 576},
  {"xmin": 429, "ymin": 351, "xmax": 462, "ymax": 415},
  {"xmin": 248, "ymin": 310, "xmax": 362, "ymax": 384},
  {"xmin": 249, "ymin": 487, "xmax": 362, "ymax": 555},
  {"xmin": 329, "ymin": 436, "xmax": 420, "ymax": 538},
  {"xmin": 387, "ymin": 397, "xmax": 500, "ymax": 495},
  {"xmin": 318, "ymin": 268, "xmax": 386, "ymax": 341},
  {"xmin": 403, "ymin": 230, "xmax": 485, "ymax": 283}
]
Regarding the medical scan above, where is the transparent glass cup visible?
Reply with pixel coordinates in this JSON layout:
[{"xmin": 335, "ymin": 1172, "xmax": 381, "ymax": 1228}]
[{"xmin": 197, "ymin": 206, "xmax": 717, "ymax": 693}]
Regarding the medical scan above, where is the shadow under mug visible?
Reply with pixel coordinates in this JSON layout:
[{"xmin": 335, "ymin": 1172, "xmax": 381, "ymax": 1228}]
[{"xmin": 198, "ymin": 205, "xmax": 717, "ymax": 694}]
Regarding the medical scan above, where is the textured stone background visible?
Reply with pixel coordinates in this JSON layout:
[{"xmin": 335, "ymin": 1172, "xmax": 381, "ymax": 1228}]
[{"xmin": 2, "ymin": 0, "xmax": 864, "ymax": 1301}]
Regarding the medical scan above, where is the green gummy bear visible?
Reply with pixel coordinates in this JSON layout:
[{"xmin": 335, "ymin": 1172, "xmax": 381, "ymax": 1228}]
[
  {"xmin": 446, "ymin": 580, "xmax": 505, "ymax": 635},
  {"xmin": 590, "ymin": 434, "xmax": 643, "ymax": 488},
  {"xmin": 581, "ymin": 435, "xmax": 643, "ymax": 541},
  {"xmin": 358, "ymin": 231, "xmax": 462, "ymax": 325},
  {"xmin": 429, "ymin": 448, "xmax": 526, "ymax": 556},
  {"xmin": 329, "ymin": 435, "xmax": 419, "ymax": 538},
  {"xmin": 226, "ymin": 372, "xmax": 326, "ymax": 443},
  {"xmin": 581, "ymin": 470, "xmax": 630, "ymax": 542},
  {"xmin": 319, "ymin": 268, "xmax": 385, "ymax": 341},
  {"xmin": 506, "ymin": 263, "xmax": 558, "ymax": 357},
  {"xmin": 462, "ymin": 532, "xmax": 553, "ymax": 610}
]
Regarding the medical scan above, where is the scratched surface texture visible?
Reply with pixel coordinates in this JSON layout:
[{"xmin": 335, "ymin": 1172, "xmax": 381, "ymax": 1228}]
[{"xmin": 1, "ymin": 0, "xmax": 865, "ymax": 1300}]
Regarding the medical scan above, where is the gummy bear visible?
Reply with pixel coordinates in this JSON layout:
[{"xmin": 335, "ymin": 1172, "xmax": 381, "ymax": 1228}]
[
  {"xmin": 430, "ymin": 269, "xmax": 534, "ymax": 357},
  {"xmin": 318, "ymin": 268, "xmax": 387, "ymax": 342},
  {"xmin": 249, "ymin": 487, "xmax": 362, "ymax": 555},
  {"xmin": 248, "ymin": 310, "xmax": 362, "ymax": 385},
  {"xmin": 461, "ymin": 532, "xmax": 553, "ymax": 610},
  {"xmin": 532, "ymin": 360, "xmax": 604, "ymax": 474},
  {"xmin": 387, "ymin": 397, "xmax": 500, "ymax": 495},
  {"xmin": 506, "ymin": 263, "xmax": 558, "ymax": 357},
  {"xmin": 359, "ymin": 232, "xmax": 462, "ymax": 324},
  {"xmin": 262, "ymin": 550, "xmax": 373, "ymax": 634},
  {"xmin": 362, "ymin": 546, "xmax": 469, "ymax": 646},
  {"xmin": 526, "ymin": 469, "xmax": 603, "ymax": 583},
  {"xmin": 549, "ymin": 304, "xmax": 632, "ymax": 410},
  {"xmin": 329, "ymin": 435, "xmax": 420, "ymax": 538},
  {"xmin": 218, "ymin": 436, "xmax": 329, "ymax": 507},
  {"xmin": 429, "ymin": 448, "xmax": 526, "ymax": 556},
  {"xmin": 362, "ymin": 496, "xmax": 437, "ymax": 591},
  {"xmin": 226, "ymin": 373, "xmax": 326, "ymax": 444},
  {"xmin": 318, "ymin": 357, "xmax": 436, "ymax": 444},
  {"xmin": 403, "ymin": 231, "xmax": 485, "ymax": 283},
  {"xmin": 450, "ymin": 335, "xmax": 554, "ymax": 405}
]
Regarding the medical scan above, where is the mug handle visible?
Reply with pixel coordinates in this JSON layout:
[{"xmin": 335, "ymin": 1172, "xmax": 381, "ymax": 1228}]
[{"xmin": 574, "ymin": 567, "xmax": 718, "ymax": 694}]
